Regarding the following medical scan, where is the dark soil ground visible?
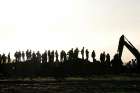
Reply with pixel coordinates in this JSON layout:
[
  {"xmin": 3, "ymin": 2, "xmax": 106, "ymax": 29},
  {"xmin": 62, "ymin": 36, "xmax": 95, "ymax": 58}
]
[{"xmin": 0, "ymin": 76, "xmax": 140, "ymax": 93}]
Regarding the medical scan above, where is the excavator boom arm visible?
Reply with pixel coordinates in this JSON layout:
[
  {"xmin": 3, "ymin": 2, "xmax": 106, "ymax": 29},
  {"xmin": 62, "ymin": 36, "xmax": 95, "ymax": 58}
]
[{"xmin": 117, "ymin": 35, "xmax": 140, "ymax": 63}]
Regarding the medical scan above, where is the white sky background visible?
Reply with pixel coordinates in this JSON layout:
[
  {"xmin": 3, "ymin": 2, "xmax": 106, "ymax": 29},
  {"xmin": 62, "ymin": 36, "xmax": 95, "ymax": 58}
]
[{"xmin": 0, "ymin": 0, "xmax": 140, "ymax": 62}]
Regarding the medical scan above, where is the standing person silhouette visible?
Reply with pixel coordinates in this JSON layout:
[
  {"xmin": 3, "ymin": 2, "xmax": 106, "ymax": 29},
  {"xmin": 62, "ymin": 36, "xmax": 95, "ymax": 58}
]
[
  {"xmin": 81, "ymin": 47, "xmax": 84, "ymax": 60},
  {"xmin": 63, "ymin": 50, "xmax": 67, "ymax": 62},
  {"xmin": 74, "ymin": 48, "xmax": 79, "ymax": 59},
  {"xmin": 102, "ymin": 52, "xmax": 106, "ymax": 63},
  {"xmin": 52, "ymin": 50, "xmax": 55, "ymax": 62},
  {"xmin": 100, "ymin": 52, "xmax": 106, "ymax": 63},
  {"xmin": 26, "ymin": 49, "xmax": 29, "ymax": 60},
  {"xmin": 68, "ymin": 48, "xmax": 73, "ymax": 61},
  {"xmin": 51, "ymin": 50, "xmax": 54, "ymax": 63},
  {"xmin": 55, "ymin": 50, "xmax": 59, "ymax": 62},
  {"xmin": 8, "ymin": 53, "xmax": 11, "ymax": 63},
  {"xmin": 36, "ymin": 51, "xmax": 41, "ymax": 63},
  {"xmin": 28, "ymin": 50, "xmax": 32, "ymax": 60},
  {"xmin": 42, "ymin": 50, "xmax": 47, "ymax": 63},
  {"xmin": 48, "ymin": 50, "xmax": 51, "ymax": 63},
  {"xmin": 22, "ymin": 51, "xmax": 25, "ymax": 62},
  {"xmin": 60, "ymin": 50, "xmax": 64, "ymax": 62},
  {"xmin": 86, "ymin": 49, "xmax": 89, "ymax": 61},
  {"xmin": 91, "ymin": 50, "xmax": 96, "ymax": 62},
  {"xmin": 14, "ymin": 51, "xmax": 18, "ymax": 62},
  {"xmin": 18, "ymin": 51, "xmax": 22, "ymax": 62},
  {"xmin": 2, "ymin": 54, "xmax": 6, "ymax": 64},
  {"xmin": 0, "ymin": 54, "xmax": 2, "ymax": 64},
  {"xmin": 106, "ymin": 53, "xmax": 110, "ymax": 66},
  {"xmin": 32, "ymin": 51, "xmax": 36, "ymax": 63}
]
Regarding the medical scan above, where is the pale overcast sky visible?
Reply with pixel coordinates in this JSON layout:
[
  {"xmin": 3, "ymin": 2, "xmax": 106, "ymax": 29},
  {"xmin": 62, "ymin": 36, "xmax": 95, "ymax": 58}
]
[{"xmin": 0, "ymin": 0, "xmax": 140, "ymax": 62}]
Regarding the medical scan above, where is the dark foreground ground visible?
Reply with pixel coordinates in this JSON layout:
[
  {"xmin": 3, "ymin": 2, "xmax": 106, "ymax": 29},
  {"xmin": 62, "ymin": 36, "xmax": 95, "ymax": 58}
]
[{"xmin": 0, "ymin": 76, "xmax": 140, "ymax": 93}]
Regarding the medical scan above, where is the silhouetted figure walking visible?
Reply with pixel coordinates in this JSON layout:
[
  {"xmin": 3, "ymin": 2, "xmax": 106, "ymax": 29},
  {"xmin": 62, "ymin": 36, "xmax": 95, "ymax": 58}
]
[
  {"xmin": 86, "ymin": 49, "xmax": 89, "ymax": 61},
  {"xmin": 81, "ymin": 47, "xmax": 84, "ymax": 60},
  {"xmin": 91, "ymin": 50, "xmax": 96, "ymax": 62}
]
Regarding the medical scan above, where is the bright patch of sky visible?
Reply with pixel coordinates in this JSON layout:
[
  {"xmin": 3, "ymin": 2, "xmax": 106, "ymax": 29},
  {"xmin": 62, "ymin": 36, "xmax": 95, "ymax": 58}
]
[{"xmin": 0, "ymin": 0, "xmax": 140, "ymax": 62}]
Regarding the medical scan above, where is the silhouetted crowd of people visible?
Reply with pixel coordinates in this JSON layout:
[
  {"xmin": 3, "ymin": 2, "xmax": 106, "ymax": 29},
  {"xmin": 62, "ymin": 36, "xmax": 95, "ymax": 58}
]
[
  {"xmin": 0, "ymin": 47, "xmax": 139, "ymax": 78},
  {"xmin": 0, "ymin": 48, "xmax": 104, "ymax": 63},
  {"xmin": 0, "ymin": 53, "xmax": 10, "ymax": 64},
  {"xmin": 0, "ymin": 47, "xmax": 138, "ymax": 68}
]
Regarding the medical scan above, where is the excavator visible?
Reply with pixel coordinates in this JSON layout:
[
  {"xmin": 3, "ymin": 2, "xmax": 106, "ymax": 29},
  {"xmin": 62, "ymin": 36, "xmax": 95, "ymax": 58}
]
[{"xmin": 117, "ymin": 35, "xmax": 140, "ymax": 68}]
